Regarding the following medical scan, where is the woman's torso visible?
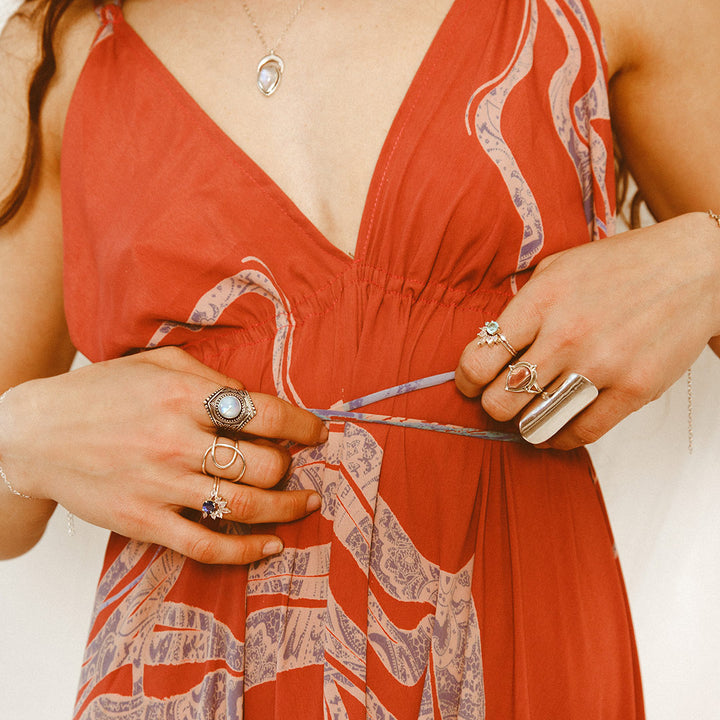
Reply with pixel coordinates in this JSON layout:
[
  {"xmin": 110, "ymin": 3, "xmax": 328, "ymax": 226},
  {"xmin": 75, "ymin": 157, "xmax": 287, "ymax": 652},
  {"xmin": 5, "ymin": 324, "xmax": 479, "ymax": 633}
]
[{"xmin": 59, "ymin": 1, "xmax": 641, "ymax": 718}]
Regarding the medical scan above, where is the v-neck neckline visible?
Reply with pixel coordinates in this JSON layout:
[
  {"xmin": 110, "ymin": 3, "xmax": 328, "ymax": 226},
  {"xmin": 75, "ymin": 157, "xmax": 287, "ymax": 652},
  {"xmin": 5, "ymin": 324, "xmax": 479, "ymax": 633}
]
[{"xmin": 106, "ymin": 1, "xmax": 461, "ymax": 265}]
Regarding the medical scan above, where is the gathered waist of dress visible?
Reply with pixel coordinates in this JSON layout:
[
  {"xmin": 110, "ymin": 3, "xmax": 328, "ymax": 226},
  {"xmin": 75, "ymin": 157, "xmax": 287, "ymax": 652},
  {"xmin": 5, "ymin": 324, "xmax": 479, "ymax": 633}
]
[{"xmin": 309, "ymin": 371, "xmax": 523, "ymax": 442}]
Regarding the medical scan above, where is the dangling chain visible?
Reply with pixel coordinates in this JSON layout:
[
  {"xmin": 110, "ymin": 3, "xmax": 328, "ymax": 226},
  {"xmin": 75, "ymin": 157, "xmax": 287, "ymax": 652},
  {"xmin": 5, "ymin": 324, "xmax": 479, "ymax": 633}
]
[
  {"xmin": 688, "ymin": 211, "xmax": 720, "ymax": 455},
  {"xmin": 687, "ymin": 368, "xmax": 693, "ymax": 455}
]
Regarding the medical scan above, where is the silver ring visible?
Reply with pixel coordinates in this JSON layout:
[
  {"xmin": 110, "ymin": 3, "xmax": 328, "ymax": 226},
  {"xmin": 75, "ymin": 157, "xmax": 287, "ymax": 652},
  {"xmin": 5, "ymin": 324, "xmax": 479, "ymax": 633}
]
[
  {"xmin": 504, "ymin": 361, "xmax": 544, "ymax": 395},
  {"xmin": 518, "ymin": 373, "xmax": 599, "ymax": 444},
  {"xmin": 476, "ymin": 321, "xmax": 517, "ymax": 357},
  {"xmin": 201, "ymin": 437, "xmax": 247, "ymax": 482},
  {"xmin": 204, "ymin": 387, "xmax": 257, "ymax": 431},
  {"xmin": 201, "ymin": 477, "xmax": 231, "ymax": 520}
]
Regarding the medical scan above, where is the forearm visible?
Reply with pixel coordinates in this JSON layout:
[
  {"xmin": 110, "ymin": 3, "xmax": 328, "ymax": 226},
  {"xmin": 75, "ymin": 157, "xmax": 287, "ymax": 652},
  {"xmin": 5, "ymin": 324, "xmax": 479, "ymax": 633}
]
[
  {"xmin": 0, "ymin": 380, "xmax": 64, "ymax": 559},
  {"xmin": 0, "ymin": 491, "xmax": 56, "ymax": 560}
]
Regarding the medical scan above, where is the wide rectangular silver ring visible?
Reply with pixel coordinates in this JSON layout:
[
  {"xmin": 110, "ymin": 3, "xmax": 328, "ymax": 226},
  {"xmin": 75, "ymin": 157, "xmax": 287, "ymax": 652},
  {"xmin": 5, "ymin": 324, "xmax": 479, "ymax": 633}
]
[{"xmin": 518, "ymin": 373, "xmax": 598, "ymax": 445}]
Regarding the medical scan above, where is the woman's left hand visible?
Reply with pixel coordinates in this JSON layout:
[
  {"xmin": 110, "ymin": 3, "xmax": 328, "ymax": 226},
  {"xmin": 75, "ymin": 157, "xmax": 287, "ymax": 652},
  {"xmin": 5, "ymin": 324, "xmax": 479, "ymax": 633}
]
[{"xmin": 455, "ymin": 212, "xmax": 720, "ymax": 449}]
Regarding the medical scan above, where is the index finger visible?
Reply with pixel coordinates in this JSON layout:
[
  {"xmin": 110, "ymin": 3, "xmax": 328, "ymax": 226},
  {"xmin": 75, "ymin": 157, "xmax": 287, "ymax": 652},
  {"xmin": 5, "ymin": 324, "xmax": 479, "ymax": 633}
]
[
  {"xmin": 200, "ymin": 388, "xmax": 328, "ymax": 446},
  {"xmin": 455, "ymin": 312, "xmax": 538, "ymax": 397}
]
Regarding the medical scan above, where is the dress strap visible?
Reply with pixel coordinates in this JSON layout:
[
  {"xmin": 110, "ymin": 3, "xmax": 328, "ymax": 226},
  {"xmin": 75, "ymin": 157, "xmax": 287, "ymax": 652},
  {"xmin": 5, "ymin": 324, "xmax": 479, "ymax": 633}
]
[{"xmin": 93, "ymin": 0, "xmax": 123, "ymax": 45}]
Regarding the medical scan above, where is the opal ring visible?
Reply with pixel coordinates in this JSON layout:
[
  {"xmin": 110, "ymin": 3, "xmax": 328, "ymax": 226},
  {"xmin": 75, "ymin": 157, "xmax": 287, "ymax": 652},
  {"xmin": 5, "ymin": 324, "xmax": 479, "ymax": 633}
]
[
  {"xmin": 204, "ymin": 387, "xmax": 257, "ymax": 431},
  {"xmin": 504, "ymin": 361, "xmax": 545, "ymax": 395},
  {"xmin": 201, "ymin": 477, "xmax": 231, "ymax": 520},
  {"xmin": 202, "ymin": 437, "xmax": 247, "ymax": 482},
  {"xmin": 476, "ymin": 321, "xmax": 517, "ymax": 357}
]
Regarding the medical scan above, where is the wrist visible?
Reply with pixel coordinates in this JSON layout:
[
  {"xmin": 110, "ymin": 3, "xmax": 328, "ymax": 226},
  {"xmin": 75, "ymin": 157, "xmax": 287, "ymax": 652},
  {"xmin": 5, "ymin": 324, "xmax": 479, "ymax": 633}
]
[
  {"xmin": 702, "ymin": 210, "xmax": 720, "ymax": 338},
  {"xmin": 684, "ymin": 211, "xmax": 720, "ymax": 339}
]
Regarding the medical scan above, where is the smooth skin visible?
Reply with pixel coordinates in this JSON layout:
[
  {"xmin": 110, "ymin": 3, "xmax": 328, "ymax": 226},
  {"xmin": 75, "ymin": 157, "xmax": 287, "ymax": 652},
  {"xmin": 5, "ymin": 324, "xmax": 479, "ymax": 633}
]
[{"xmin": 0, "ymin": 0, "xmax": 718, "ymax": 561}]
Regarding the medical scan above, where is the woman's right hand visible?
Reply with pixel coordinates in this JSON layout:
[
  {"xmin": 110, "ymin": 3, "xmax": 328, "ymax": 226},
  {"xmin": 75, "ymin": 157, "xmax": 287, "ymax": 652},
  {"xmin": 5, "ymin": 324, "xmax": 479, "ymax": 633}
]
[{"xmin": 0, "ymin": 347, "xmax": 327, "ymax": 564}]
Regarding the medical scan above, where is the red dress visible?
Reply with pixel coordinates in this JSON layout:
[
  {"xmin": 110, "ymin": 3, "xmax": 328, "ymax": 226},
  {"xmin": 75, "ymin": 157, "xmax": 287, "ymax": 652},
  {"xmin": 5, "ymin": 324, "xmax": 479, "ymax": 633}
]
[{"xmin": 62, "ymin": 1, "xmax": 644, "ymax": 717}]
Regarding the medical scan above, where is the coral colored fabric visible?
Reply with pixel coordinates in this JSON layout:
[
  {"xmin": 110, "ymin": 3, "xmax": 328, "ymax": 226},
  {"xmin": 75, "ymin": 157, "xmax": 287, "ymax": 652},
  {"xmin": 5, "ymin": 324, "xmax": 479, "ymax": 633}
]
[{"xmin": 62, "ymin": 1, "xmax": 643, "ymax": 718}]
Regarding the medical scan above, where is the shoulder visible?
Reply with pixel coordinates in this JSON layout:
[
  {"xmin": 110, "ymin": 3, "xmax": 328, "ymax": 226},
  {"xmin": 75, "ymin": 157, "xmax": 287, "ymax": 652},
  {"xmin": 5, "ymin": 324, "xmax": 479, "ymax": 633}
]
[
  {"xmin": 590, "ymin": 0, "xmax": 720, "ymax": 217},
  {"xmin": 590, "ymin": 0, "xmax": 720, "ymax": 80},
  {"xmin": 0, "ymin": 0, "xmax": 99, "ymax": 183}
]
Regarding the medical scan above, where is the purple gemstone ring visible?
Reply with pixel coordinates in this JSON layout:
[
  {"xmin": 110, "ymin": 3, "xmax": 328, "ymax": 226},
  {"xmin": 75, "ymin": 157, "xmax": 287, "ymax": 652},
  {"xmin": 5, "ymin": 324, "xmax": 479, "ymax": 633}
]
[
  {"xmin": 476, "ymin": 321, "xmax": 517, "ymax": 357},
  {"xmin": 201, "ymin": 477, "xmax": 231, "ymax": 520}
]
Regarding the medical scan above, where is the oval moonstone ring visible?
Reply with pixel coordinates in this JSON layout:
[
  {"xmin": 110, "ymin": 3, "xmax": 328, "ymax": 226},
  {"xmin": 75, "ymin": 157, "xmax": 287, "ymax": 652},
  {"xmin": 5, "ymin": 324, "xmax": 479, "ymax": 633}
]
[{"xmin": 204, "ymin": 387, "xmax": 257, "ymax": 431}]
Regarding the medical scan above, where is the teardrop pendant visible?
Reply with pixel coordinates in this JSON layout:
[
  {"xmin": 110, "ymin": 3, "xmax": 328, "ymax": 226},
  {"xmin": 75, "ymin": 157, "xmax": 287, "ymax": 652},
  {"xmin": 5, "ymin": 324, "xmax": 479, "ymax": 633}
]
[{"xmin": 257, "ymin": 53, "xmax": 284, "ymax": 96}]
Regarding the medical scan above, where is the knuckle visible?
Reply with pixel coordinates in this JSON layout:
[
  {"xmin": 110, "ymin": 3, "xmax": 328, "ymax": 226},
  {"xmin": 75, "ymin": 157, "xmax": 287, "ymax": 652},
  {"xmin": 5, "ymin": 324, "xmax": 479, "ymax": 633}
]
[
  {"xmin": 252, "ymin": 448, "xmax": 289, "ymax": 486},
  {"xmin": 186, "ymin": 534, "xmax": 221, "ymax": 564},
  {"xmin": 615, "ymin": 370, "xmax": 656, "ymax": 407},
  {"xmin": 113, "ymin": 500, "xmax": 147, "ymax": 534},
  {"xmin": 254, "ymin": 399, "xmax": 290, "ymax": 437},
  {"xmin": 480, "ymin": 390, "xmax": 516, "ymax": 422},
  {"xmin": 228, "ymin": 484, "xmax": 259, "ymax": 521},
  {"xmin": 152, "ymin": 375, "xmax": 190, "ymax": 414},
  {"xmin": 549, "ymin": 321, "xmax": 585, "ymax": 354},
  {"xmin": 570, "ymin": 422, "xmax": 604, "ymax": 447},
  {"xmin": 285, "ymin": 491, "xmax": 307, "ymax": 519},
  {"xmin": 151, "ymin": 345, "xmax": 190, "ymax": 369},
  {"xmin": 458, "ymin": 347, "xmax": 490, "ymax": 389}
]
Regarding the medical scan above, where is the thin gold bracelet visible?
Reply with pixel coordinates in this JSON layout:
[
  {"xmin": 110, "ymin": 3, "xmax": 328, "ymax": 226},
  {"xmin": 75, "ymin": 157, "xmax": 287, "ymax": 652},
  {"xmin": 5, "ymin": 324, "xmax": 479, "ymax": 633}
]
[
  {"xmin": 0, "ymin": 388, "xmax": 35, "ymax": 499},
  {"xmin": 1, "ymin": 387, "xmax": 75, "ymax": 534},
  {"xmin": 708, "ymin": 210, "xmax": 720, "ymax": 229}
]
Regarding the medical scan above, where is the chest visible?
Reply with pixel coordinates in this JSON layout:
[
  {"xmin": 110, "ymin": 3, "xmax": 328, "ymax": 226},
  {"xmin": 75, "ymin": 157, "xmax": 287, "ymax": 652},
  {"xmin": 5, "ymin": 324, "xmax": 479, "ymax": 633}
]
[{"xmin": 120, "ymin": 0, "xmax": 455, "ymax": 255}]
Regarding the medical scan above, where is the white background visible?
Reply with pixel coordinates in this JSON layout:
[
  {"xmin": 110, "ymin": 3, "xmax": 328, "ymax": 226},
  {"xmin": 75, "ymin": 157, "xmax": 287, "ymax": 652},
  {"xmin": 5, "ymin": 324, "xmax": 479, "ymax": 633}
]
[{"xmin": 1, "ymin": 0, "xmax": 719, "ymax": 717}]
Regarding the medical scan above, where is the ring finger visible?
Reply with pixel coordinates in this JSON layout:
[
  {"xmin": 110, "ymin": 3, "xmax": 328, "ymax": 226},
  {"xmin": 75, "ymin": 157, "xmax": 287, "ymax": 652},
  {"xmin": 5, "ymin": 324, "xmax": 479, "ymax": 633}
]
[
  {"xmin": 197, "ymin": 435, "xmax": 291, "ymax": 488},
  {"xmin": 480, "ymin": 353, "xmax": 563, "ymax": 423},
  {"xmin": 190, "ymin": 474, "xmax": 320, "ymax": 524}
]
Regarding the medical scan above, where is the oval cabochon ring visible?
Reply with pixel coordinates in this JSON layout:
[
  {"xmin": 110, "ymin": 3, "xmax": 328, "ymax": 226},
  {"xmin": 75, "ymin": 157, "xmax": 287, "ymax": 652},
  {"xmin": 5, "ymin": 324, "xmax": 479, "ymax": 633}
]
[
  {"xmin": 204, "ymin": 387, "xmax": 257, "ymax": 431},
  {"xmin": 504, "ymin": 361, "xmax": 545, "ymax": 395}
]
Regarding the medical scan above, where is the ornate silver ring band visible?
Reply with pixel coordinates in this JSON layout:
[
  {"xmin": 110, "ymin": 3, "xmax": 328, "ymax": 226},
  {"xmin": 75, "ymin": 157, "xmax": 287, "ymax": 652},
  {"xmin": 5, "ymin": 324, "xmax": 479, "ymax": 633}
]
[
  {"xmin": 504, "ymin": 361, "xmax": 544, "ymax": 395},
  {"xmin": 201, "ymin": 477, "xmax": 231, "ymax": 520},
  {"xmin": 518, "ymin": 373, "xmax": 598, "ymax": 444},
  {"xmin": 202, "ymin": 437, "xmax": 247, "ymax": 482},
  {"xmin": 476, "ymin": 321, "xmax": 517, "ymax": 357},
  {"xmin": 204, "ymin": 387, "xmax": 257, "ymax": 431}
]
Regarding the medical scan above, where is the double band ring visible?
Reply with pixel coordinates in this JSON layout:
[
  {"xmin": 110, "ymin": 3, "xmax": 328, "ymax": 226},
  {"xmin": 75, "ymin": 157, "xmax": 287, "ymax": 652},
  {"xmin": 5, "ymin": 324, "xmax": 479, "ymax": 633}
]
[
  {"xmin": 201, "ymin": 477, "xmax": 231, "ymax": 520},
  {"xmin": 504, "ymin": 362, "xmax": 545, "ymax": 395},
  {"xmin": 202, "ymin": 437, "xmax": 247, "ymax": 482},
  {"xmin": 205, "ymin": 387, "xmax": 257, "ymax": 431},
  {"xmin": 476, "ymin": 321, "xmax": 517, "ymax": 357}
]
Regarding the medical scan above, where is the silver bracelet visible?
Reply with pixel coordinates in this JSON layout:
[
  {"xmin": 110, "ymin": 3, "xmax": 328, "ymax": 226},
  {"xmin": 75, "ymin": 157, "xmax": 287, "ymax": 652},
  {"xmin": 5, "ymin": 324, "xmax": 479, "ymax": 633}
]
[{"xmin": 0, "ymin": 388, "xmax": 35, "ymax": 499}]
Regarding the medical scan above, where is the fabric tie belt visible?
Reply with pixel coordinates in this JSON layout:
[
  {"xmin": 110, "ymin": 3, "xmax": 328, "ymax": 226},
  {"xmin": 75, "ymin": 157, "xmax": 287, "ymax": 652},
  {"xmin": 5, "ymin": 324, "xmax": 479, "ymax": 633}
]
[{"xmin": 308, "ymin": 371, "xmax": 523, "ymax": 442}]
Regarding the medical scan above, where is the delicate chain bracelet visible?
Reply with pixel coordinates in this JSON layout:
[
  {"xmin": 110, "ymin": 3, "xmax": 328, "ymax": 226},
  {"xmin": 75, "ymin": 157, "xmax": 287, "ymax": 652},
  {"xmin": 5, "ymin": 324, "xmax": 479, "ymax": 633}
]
[
  {"xmin": 708, "ymin": 209, "xmax": 720, "ymax": 229},
  {"xmin": 0, "ymin": 388, "xmax": 35, "ymax": 499},
  {"xmin": 1, "ymin": 387, "xmax": 75, "ymax": 535}
]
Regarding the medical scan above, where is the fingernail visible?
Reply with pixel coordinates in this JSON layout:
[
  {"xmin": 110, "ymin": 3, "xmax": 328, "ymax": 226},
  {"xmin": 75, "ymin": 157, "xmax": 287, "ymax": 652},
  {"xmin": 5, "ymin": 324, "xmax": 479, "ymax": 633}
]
[
  {"xmin": 318, "ymin": 424, "xmax": 329, "ymax": 442},
  {"xmin": 262, "ymin": 539, "xmax": 284, "ymax": 556},
  {"xmin": 306, "ymin": 493, "xmax": 322, "ymax": 512}
]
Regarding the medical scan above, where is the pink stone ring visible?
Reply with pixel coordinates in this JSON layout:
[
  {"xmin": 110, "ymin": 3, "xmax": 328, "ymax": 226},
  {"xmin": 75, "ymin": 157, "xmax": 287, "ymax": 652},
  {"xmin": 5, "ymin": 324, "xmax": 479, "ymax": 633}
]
[
  {"xmin": 476, "ymin": 321, "xmax": 517, "ymax": 357},
  {"xmin": 504, "ymin": 361, "xmax": 546, "ymax": 395}
]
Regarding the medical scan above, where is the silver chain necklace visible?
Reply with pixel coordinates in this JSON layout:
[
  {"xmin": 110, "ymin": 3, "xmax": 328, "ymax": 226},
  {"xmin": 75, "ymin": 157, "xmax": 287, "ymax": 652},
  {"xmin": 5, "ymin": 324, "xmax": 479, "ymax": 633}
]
[{"xmin": 239, "ymin": 0, "xmax": 308, "ymax": 96}]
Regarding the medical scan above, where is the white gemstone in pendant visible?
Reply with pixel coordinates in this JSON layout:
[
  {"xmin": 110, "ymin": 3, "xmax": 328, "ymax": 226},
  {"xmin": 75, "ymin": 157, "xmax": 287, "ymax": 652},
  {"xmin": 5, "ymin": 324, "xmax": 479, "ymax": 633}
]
[{"xmin": 257, "ymin": 53, "xmax": 284, "ymax": 96}]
